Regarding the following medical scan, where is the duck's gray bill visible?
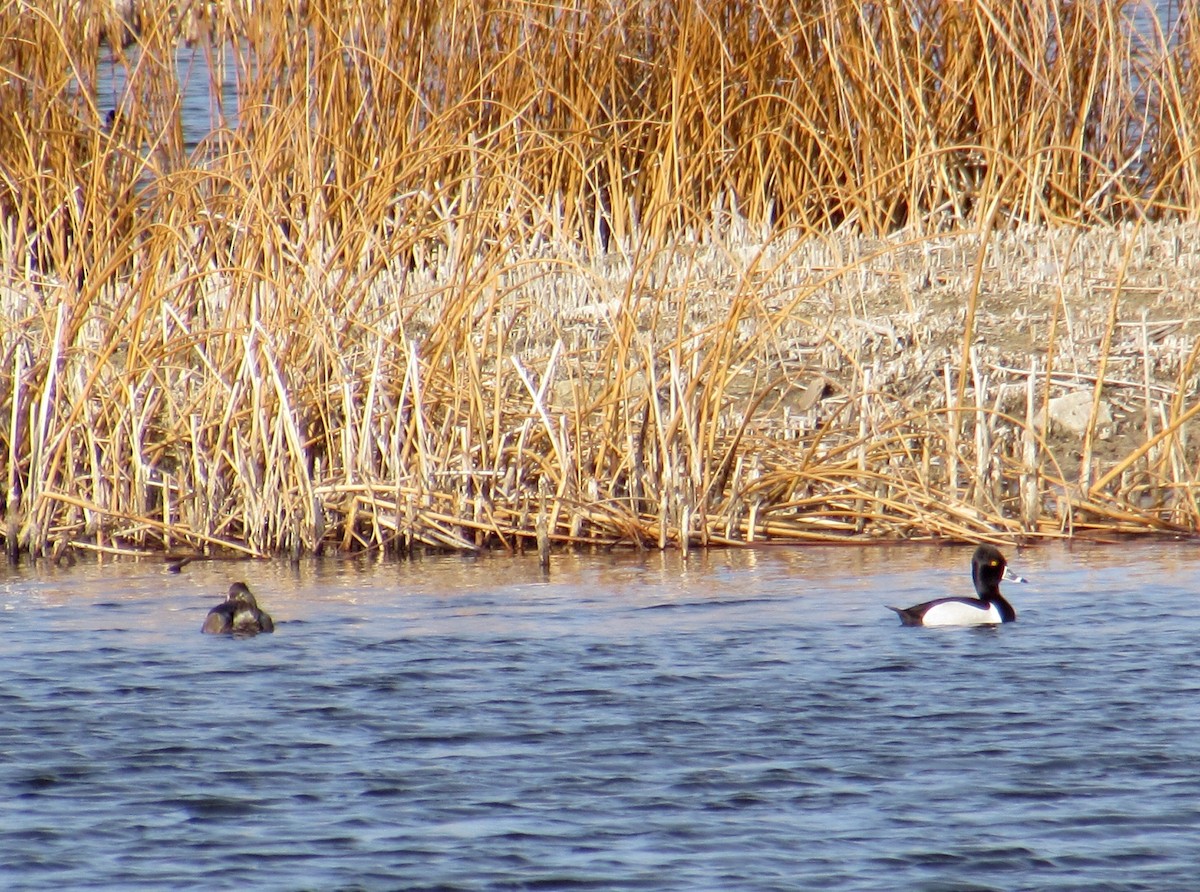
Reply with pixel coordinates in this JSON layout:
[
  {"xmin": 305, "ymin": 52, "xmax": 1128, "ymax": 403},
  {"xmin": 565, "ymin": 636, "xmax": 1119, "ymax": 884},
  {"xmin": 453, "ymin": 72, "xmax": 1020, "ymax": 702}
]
[{"xmin": 1003, "ymin": 567, "xmax": 1028, "ymax": 584}]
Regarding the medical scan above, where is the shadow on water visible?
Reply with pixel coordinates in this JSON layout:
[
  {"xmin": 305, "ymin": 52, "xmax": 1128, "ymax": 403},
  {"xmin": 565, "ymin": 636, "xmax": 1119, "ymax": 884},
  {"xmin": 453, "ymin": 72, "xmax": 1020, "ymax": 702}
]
[{"xmin": 3, "ymin": 541, "xmax": 1200, "ymax": 889}]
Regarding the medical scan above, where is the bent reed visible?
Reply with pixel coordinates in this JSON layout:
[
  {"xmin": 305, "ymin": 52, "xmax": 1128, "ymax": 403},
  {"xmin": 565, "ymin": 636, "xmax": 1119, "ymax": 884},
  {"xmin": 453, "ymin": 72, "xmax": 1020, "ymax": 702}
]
[{"xmin": 3, "ymin": 0, "xmax": 1200, "ymax": 561}]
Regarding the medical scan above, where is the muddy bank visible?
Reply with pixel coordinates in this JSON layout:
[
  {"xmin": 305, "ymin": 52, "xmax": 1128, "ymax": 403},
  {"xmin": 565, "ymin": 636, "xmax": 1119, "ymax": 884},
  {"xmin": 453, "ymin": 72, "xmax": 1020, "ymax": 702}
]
[{"xmin": 496, "ymin": 220, "xmax": 1200, "ymax": 487}]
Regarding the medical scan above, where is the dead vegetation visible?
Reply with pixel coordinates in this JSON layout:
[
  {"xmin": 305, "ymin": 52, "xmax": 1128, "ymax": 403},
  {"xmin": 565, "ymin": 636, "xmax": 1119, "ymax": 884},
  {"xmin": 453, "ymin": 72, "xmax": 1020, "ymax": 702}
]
[{"xmin": 2, "ymin": 0, "xmax": 1200, "ymax": 561}]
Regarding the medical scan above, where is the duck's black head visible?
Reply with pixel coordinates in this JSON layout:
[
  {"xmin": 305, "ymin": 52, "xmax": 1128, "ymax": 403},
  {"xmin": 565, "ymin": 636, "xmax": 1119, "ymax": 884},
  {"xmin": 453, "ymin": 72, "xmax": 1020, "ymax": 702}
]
[
  {"xmin": 226, "ymin": 581, "xmax": 259, "ymax": 609},
  {"xmin": 970, "ymin": 544, "xmax": 1008, "ymax": 598}
]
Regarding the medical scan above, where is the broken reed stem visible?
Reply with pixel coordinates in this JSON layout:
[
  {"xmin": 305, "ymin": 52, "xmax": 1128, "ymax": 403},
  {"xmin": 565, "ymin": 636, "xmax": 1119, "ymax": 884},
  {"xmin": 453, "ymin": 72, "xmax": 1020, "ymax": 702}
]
[
  {"xmin": 1021, "ymin": 360, "xmax": 1039, "ymax": 531},
  {"xmin": 1141, "ymin": 310, "xmax": 1155, "ymax": 452},
  {"xmin": 943, "ymin": 364, "xmax": 958, "ymax": 501},
  {"xmin": 970, "ymin": 346, "xmax": 988, "ymax": 514},
  {"xmin": 855, "ymin": 368, "xmax": 871, "ymax": 535}
]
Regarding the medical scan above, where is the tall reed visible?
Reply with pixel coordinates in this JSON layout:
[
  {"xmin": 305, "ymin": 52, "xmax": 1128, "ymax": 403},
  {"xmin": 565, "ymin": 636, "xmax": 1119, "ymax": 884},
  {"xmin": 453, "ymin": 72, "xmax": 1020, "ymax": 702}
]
[{"xmin": 2, "ymin": 0, "xmax": 1199, "ymax": 559}]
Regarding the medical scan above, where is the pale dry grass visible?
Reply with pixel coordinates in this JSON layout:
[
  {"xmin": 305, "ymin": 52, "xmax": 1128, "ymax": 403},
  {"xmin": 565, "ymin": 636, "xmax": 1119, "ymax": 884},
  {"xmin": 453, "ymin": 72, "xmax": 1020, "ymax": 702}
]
[{"xmin": 2, "ymin": 0, "xmax": 1199, "ymax": 560}]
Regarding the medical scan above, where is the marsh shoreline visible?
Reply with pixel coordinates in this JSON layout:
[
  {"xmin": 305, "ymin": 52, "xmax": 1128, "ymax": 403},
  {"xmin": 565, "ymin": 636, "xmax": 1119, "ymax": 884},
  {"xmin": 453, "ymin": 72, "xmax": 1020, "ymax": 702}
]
[{"xmin": 5, "ymin": 219, "xmax": 1200, "ymax": 562}]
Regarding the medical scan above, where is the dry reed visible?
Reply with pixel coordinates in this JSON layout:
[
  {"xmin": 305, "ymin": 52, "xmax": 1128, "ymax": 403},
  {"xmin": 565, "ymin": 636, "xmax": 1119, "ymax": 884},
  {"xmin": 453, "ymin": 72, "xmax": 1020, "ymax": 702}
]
[{"xmin": 2, "ymin": 0, "xmax": 1200, "ymax": 561}]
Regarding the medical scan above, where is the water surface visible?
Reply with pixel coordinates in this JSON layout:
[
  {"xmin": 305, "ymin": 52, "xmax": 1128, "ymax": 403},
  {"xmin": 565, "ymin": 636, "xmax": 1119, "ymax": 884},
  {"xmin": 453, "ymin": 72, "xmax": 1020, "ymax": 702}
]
[{"xmin": 2, "ymin": 542, "xmax": 1199, "ymax": 890}]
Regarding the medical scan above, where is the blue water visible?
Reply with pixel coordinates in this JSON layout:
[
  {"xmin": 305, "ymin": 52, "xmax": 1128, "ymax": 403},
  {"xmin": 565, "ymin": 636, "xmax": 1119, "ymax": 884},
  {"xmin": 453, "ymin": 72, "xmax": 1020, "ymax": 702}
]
[{"xmin": 2, "ymin": 543, "xmax": 1199, "ymax": 890}]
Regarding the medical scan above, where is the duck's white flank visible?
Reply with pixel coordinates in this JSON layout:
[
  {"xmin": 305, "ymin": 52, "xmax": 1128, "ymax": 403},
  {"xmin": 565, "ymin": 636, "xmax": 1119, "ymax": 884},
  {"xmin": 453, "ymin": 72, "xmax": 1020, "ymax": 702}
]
[{"xmin": 918, "ymin": 599, "xmax": 1003, "ymax": 627}]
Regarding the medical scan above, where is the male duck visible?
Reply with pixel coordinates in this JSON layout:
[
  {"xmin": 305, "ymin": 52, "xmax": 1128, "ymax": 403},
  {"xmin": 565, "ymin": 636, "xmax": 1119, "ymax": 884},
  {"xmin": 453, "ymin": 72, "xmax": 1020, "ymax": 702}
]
[
  {"xmin": 202, "ymin": 582, "xmax": 276, "ymax": 635},
  {"xmin": 888, "ymin": 544, "xmax": 1021, "ymax": 626}
]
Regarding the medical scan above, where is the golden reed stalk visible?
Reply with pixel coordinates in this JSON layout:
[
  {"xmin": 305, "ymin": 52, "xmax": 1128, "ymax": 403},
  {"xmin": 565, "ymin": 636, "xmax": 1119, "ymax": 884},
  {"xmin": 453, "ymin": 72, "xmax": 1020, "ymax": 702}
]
[{"xmin": 2, "ymin": 0, "xmax": 1199, "ymax": 560}]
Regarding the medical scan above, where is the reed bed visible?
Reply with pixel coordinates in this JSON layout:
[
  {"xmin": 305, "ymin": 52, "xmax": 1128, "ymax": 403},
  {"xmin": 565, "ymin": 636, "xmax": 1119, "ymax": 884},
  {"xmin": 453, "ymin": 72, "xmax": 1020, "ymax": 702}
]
[{"xmin": 3, "ymin": 0, "xmax": 1200, "ymax": 561}]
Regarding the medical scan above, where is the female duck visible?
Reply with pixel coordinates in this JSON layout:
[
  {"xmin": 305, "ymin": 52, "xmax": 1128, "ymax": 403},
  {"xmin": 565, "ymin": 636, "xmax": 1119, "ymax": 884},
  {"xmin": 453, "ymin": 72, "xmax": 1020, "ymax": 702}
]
[
  {"xmin": 888, "ymin": 544, "xmax": 1021, "ymax": 626},
  {"xmin": 202, "ymin": 582, "xmax": 275, "ymax": 635}
]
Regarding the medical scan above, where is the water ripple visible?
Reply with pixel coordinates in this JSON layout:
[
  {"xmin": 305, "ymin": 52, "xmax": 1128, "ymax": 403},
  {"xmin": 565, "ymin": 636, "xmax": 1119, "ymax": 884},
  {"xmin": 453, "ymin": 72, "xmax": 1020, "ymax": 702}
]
[{"xmin": 3, "ymin": 545, "xmax": 1200, "ymax": 889}]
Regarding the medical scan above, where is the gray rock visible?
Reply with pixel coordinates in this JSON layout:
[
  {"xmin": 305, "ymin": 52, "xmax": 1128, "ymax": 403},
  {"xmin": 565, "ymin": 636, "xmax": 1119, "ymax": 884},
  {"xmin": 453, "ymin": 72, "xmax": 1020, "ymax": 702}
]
[{"xmin": 1047, "ymin": 390, "xmax": 1112, "ymax": 437}]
